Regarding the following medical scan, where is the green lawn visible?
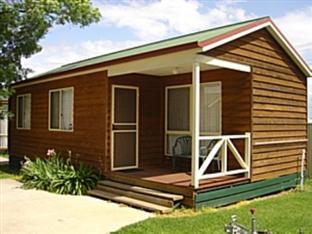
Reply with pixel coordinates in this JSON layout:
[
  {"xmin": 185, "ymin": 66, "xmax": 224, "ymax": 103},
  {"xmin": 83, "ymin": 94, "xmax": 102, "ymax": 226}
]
[
  {"xmin": 0, "ymin": 153, "xmax": 9, "ymax": 158},
  {"xmin": 116, "ymin": 180, "xmax": 312, "ymax": 234}
]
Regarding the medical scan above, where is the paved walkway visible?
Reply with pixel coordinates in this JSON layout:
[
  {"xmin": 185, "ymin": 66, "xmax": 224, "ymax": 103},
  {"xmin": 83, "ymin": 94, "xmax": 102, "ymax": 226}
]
[{"xmin": 0, "ymin": 179, "xmax": 152, "ymax": 234}]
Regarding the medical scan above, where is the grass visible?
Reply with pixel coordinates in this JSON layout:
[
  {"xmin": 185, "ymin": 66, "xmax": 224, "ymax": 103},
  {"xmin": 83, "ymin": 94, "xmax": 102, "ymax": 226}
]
[
  {"xmin": 116, "ymin": 180, "xmax": 312, "ymax": 234},
  {"xmin": 0, "ymin": 153, "xmax": 9, "ymax": 158}
]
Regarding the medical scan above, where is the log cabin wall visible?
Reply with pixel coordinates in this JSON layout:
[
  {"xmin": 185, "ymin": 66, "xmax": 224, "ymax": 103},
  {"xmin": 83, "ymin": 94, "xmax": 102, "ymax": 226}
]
[
  {"xmin": 9, "ymin": 71, "xmax": 108, "ymax": 173},
  {"xmin": 205, "ymin": 29, "xmax": 307, "ymax": 181}
]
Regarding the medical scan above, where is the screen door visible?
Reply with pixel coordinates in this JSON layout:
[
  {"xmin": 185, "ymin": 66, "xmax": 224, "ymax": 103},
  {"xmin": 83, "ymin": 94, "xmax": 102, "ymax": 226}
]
[{"xmin": 112, "ymin": 85, "xmax": 139, "ymax": 170}]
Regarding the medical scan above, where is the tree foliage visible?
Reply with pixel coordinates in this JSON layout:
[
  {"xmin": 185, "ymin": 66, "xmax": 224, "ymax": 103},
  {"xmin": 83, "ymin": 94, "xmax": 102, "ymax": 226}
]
[{"xmin": 0, "ymin": 0, "xmax": 101, "ymax": 97}]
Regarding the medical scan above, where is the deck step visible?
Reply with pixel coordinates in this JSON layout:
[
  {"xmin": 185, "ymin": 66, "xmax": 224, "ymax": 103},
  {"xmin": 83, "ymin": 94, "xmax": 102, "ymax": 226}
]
[
  {"xmin": 88, "ymin": 189, "xmax": 172, "ymax": 213},
  {"xmin": 98, "ymin": 180, "xmax": 183, "ymax": 201},
  {"xmin": 88, "ymin": 179, "xmax": 184, "ymax": 213},
  {"xmin": 96, "ymin": 184, "xmax": 174, "ymax": 207}
]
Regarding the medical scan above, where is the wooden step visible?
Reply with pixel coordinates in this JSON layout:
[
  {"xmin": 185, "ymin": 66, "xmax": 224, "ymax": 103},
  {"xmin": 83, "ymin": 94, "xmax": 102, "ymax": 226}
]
[
  {"xmin": 96, "ymin": 184, "xmax": 174, "ymax": 207},
  {"xmin": 88, "ymin": 189, "xmax": 172, "ymax": 213},
  {"xmin": 98, "ymin": 180, "xmax": 184, "ymax": 201}
]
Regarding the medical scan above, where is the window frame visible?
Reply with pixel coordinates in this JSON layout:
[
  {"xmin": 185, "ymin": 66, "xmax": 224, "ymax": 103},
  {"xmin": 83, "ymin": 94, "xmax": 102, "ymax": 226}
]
[
  {"xmin": 164, "ymin": 81, "xmax": 222, "ymax": 156},
  {"xmin": 16, "ymin": 94, "xmax": 31, "ymax": 130},
  {"xmin": 48, "ymin": 87, "xmax": 74, "ymax": 132}
]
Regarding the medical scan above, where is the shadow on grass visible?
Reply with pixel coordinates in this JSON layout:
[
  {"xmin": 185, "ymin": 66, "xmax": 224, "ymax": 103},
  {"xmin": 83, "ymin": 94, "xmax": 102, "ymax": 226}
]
[{"xmin": 0, "ymin": 164, "xmax": 20, "ymax": 180}]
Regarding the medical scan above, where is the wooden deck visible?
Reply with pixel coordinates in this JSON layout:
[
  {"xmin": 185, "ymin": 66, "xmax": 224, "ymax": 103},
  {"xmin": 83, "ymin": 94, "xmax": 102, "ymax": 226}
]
[
  {"xmin": 105, "ymin": 166, "xmax": 249, "ymax": 206},
  {"xmin": 107, "ymin": 165, "xmax": 246, "ymax": 190}
]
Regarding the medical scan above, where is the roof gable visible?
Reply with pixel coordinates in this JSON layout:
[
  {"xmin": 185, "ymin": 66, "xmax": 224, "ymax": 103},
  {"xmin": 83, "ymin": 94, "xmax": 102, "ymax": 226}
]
[{"xmin": 24, "ymin": 16, "xmax": 312, "ymax": 82}]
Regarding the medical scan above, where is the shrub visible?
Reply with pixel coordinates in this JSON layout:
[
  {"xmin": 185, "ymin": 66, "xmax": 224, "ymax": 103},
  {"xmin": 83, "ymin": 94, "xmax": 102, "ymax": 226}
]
[{"xmin": 20, "ymin": 150, "xmax": 98, "ymax": 195}]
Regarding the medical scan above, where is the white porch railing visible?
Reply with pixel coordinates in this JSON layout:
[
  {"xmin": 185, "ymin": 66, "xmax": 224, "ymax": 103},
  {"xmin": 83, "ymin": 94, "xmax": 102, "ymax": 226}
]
[{"xmin": 194, "ymin": 132, "xmax": 251, "ymax": 188}]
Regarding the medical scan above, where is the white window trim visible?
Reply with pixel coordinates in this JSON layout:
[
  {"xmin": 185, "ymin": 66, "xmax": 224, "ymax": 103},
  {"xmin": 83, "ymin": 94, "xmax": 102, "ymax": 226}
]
[
  {"xmin": 48, "ymin": 87, "xmax": 74, "ymax": 132},
  {"xmin": 16, "ymin": 93, "xmax": 31, "ymax": 130},
  {"xmin": 164, "ymin": 81, "xmax": 222, "ymax": 156}
]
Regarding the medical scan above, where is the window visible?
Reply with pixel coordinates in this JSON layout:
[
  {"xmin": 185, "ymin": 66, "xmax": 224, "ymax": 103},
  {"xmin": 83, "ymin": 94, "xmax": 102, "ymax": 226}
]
[
  {"xmin": 49, "ymin": 87, "xmax": 73, "ymax": 131},
  {"xmin": 16, "ymin": 94, "xmax": 31, "ymax": 129},
  {"xmin": 165, "ymin": 82, "xmax": 222, "ymax": 155}
]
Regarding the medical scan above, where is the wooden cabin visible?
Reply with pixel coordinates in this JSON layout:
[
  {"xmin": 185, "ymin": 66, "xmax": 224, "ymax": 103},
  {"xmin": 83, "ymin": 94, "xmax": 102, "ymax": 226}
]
[{"xmin": 9, "ymin": 17, "xmax": 312, "ymax": 212}]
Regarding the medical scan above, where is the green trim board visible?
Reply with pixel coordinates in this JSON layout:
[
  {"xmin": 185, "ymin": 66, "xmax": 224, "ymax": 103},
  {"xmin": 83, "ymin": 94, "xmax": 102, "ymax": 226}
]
[{"xmin": 195, "ymin": 173, "xmax": 300, "ymax": 209}]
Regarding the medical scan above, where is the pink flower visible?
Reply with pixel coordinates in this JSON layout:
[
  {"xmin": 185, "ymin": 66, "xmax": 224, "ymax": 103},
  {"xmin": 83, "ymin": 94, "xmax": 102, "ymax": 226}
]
[{"xmin": 46, "ymin": 149, "xmax": 56, "ymax": 157}]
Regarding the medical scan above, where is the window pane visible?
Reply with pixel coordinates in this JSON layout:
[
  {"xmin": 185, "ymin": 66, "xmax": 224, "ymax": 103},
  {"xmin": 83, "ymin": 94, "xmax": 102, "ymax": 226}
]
[
  {"xmin": 17, "ymin": 96, "xmax": 24, "ymax": 128},
  {"xmin": 24, "ymin": 95, "xmax": 31, "ymax": 129},
  {"xmin": 167, "ymin": 87, "xmax": 190, "ymax": 131},
  {"xmin": 50, "ymin": 91, "xmax": 60, "ymax": 129},
  {"xmin": 61, "ymin": 89, "xmax": 73, "ymax": 130},
  {"xmin": 200, "ymin": 83, "xmax": 221, "ymax": 134}
]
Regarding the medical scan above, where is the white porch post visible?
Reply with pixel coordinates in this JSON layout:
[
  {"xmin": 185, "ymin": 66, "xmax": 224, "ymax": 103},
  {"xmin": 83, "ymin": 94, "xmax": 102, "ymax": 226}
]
[{"xmin": 191, "ymin": 62, "xmax": 200, "ymax": 189}]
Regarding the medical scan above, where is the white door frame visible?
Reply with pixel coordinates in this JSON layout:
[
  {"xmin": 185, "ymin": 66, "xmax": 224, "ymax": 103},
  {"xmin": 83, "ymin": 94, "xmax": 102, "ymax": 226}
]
[{"xmin": 111, "ymin": 85, "xmax": 139, "ymax": 171}]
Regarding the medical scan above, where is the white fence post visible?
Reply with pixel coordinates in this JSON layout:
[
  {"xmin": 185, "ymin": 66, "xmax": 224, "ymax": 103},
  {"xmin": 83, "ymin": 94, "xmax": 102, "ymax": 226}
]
[{"xmin": 191, "ymin": 62, "xmax": 200, "ymax": 189}]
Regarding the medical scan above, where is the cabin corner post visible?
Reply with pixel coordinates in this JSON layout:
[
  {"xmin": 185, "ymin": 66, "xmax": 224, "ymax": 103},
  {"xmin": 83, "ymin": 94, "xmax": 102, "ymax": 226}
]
[{"xmin": 191, "ymin": 62, "xmax": 200, "ymax": 189}]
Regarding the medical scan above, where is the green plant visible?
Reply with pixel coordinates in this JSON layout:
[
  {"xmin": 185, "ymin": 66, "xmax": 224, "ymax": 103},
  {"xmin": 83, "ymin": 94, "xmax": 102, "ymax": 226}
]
[{"xmin": 20, "ymin": 151, "xmax": 98, "ymax": 195}]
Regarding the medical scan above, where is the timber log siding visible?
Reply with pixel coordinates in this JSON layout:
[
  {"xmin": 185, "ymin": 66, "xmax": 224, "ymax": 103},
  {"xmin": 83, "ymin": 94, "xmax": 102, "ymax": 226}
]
[
  {"xmin": 9, "ymin": 71, "xmax": 108, "ymax": 173},
  {"xmin": 206, "ymin": 29, "xmax": 307, "ymax": 181}
]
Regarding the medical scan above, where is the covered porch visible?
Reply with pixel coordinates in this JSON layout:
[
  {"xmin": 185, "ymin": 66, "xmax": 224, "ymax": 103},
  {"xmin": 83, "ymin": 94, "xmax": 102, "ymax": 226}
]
[{"xmin": 108, "ymin": 48, "xmax": 252, "ymax": 190}]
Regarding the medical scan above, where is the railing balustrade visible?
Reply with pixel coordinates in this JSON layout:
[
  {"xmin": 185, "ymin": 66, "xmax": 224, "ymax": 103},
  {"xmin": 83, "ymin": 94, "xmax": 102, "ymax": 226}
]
[{"xmin": 194, "ymin": 132, "xmax": 251, "ymax": 187}]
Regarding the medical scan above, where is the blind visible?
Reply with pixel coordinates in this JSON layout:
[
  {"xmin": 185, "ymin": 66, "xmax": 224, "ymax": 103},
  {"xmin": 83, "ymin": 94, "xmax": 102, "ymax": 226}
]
[
  {"xmin": 24, "ymin": 95, "xmax": 31, "ymax": 129},
  {"xmin": 17, "ymin": 95, "xmax": 31, "ymax": 129},
  {"xmin": 200, "ymin": 83, "xmax": 221, "ymax": 134},
  {"xmin": 167, "ymin": 87, "xmax": 190, "ymax": 131},
  {"xmin": 17, "ymin": 96, "xmax": 24, "ymax": 128},
  {"xmin": 50, "ymin": 91, "xmax": 60, "ymax": 129}
]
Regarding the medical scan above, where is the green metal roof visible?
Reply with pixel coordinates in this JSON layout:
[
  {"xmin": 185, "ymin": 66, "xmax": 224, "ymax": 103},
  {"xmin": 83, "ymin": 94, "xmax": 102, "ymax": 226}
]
[{"xmin": 31, "ymin": 17, "xmax": 268, "ymax": 79}]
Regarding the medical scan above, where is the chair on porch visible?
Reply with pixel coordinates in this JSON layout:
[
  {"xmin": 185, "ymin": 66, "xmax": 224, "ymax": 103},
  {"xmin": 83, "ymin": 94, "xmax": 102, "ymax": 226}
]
[{"xmin": 172, "ymin": 135, "xmax": 221, "ymax": 171}]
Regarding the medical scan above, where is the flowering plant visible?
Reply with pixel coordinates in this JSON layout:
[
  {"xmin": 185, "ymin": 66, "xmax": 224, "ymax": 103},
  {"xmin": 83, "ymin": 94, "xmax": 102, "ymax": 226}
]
[{"xmin": 46, "ymin": 149, "xmax": 56, "ymax": 157}]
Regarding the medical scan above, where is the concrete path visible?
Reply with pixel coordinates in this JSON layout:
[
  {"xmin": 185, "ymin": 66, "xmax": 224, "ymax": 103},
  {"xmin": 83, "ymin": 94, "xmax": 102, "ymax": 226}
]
[{"xmin": 0, "ymin": 179, "xmax": 152, "ymax": 234}]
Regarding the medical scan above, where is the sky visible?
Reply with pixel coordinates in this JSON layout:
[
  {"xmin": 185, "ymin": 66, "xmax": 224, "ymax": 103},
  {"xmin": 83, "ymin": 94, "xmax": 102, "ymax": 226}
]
[{"xmin": 22, "ymin": 0, "xmax": 312, "ymax": 114}]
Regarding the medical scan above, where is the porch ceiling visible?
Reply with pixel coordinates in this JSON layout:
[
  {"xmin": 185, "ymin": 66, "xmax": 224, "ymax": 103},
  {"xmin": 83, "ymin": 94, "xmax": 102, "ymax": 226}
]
[
  {"xmin": 107, "ymin": 49, "xmax": 220, "ymax": 77},
  {"xmin": 107, "ymin": 48, "xmax": 251, "ymax": 77}
]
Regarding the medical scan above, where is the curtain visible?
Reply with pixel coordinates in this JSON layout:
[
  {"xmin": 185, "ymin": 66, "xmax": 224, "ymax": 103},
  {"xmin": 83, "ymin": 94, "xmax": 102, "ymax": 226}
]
[
  {"xmin": 61, "ymin": 89, "xmax": 73, "ymax": 130},
  {"xmin": 50, "ymin": 91, "xmax": 60, "ymax": 129}
]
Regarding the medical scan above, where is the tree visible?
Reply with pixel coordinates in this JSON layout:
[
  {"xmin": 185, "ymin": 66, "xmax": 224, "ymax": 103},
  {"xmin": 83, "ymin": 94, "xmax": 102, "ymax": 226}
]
[{"xmin": 0, "ymin": 0, "xmax": 101, "ymax": 102}]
